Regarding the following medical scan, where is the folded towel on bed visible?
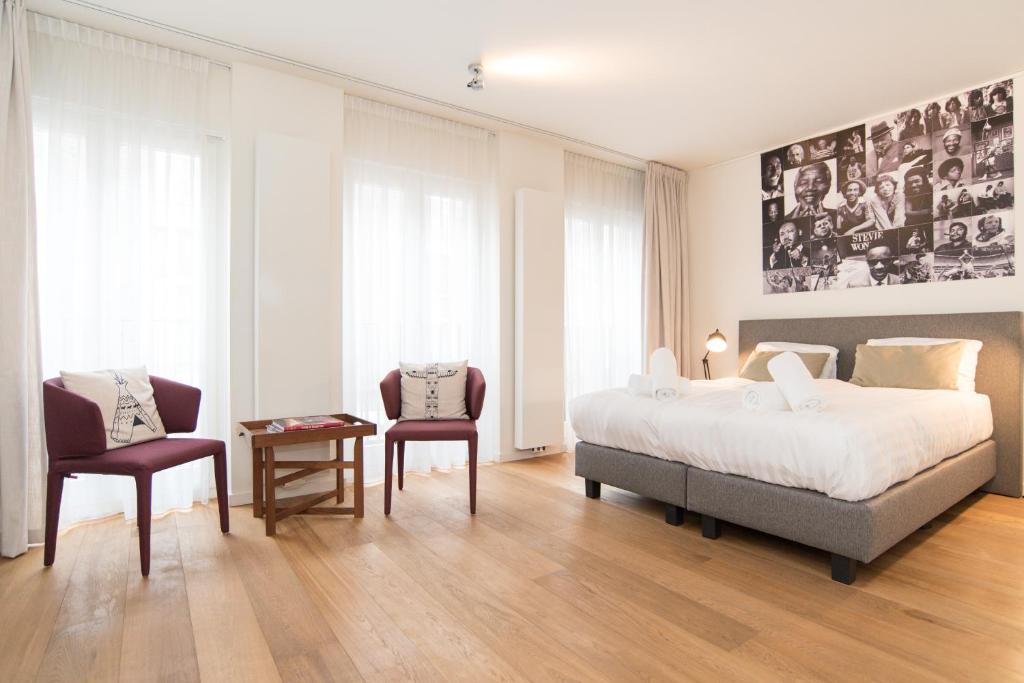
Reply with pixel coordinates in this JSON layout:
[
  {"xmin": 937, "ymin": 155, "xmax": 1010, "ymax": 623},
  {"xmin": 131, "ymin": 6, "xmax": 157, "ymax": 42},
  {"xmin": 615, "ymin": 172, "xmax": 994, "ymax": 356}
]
[
  {"xmin": 741, "ymin": 382, "xmax": 790, "ymax": 411},
  {"xmin": 652, "ymin": 374, "xmax": 684, "ymax": 401},
  {"xmin": 767, "ymin": 351, "xmax": 825, "ymax": 413},
  {"xmin": 657, "ymin": 377, "xmax": 692, "ymax": 401},
  {"xmin": 627, "ymin": 373, "xmax": 691, "ymax": 399}
]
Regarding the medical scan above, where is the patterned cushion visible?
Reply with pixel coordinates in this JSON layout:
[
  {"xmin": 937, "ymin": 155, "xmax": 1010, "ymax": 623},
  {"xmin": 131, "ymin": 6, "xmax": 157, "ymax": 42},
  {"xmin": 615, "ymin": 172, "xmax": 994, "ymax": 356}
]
[
  {"xmin": 59, "ymin": 366, "xmax": 167, "ymax": 450},
  {"xmin": 399, "ymin": 361, "xmax": 468, "ymax": 420}
]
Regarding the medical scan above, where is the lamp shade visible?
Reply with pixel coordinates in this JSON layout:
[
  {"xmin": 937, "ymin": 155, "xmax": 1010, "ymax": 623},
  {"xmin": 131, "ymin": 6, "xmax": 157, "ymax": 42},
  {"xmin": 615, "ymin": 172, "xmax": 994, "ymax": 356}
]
[{"xmin": 705, "ymin": 329, "xmax": 727, "ymax": 353}]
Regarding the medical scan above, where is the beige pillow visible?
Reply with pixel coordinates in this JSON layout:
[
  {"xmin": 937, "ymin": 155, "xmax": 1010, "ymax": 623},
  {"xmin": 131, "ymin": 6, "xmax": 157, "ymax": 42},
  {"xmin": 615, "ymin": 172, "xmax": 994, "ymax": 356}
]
[
  {"xmin": 866, "ymin": 337, "xmax": 982, "ymax": 392},
  {"xmin": 849, "ymin": 342, "xmax": 965, "ymax": 390},
  {"xmin": 739, "ymin": 351, "xmax": 830, "ymax": 381}
]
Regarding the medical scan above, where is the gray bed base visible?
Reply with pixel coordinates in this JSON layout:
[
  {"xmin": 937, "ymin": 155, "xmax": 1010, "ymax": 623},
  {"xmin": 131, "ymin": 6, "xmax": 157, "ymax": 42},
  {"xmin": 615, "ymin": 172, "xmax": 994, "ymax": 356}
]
[
  {"xmin": 575, "ymin": 440, "xmax": 997, "ymax": 584},
  {"xmin": 573, "ymin": 311, "xmax": 1020, "ymax": 583}
]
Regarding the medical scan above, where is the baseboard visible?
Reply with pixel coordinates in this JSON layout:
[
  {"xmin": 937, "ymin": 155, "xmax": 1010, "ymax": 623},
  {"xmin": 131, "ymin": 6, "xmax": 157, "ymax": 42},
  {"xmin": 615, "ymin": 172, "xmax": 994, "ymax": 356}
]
[
  {"xmin": 228, "ymin": 491, "xmax": 253, "ymax": 506},
  {"xmin": 227, "ymin": 474, "xmax": 336, "ymax": 507},
  {"xmin": 500, "ymin": 445, "xmax": 566, "ymax": 462},
  {"xmin": 226, "ymin": 450, "xmax": 561, "ymax": 506}
]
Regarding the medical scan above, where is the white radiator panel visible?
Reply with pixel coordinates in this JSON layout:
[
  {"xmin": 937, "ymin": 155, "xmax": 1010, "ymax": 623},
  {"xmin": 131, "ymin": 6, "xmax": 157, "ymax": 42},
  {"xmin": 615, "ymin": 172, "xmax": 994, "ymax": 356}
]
[{"xmin": 514, "ymin": 188, "xmax": 565, "ymax": 449}]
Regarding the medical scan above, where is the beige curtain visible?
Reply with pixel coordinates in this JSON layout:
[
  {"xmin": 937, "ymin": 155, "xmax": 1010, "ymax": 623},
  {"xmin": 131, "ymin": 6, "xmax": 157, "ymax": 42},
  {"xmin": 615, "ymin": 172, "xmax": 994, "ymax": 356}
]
[
  {"xmin": 0, "ymin": 0, "xmax": 44, "ymax": 557},
  {"xmin": 643, "ymin": 161, "xmax": 690, "ymax": 375}
]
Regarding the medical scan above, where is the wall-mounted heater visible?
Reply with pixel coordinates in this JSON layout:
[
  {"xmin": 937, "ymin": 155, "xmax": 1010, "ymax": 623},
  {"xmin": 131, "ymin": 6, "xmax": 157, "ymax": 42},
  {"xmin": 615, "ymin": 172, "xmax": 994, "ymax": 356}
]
[{"xmin": 514, "ymin": 188, "xmax": 565, "ymax": 450}]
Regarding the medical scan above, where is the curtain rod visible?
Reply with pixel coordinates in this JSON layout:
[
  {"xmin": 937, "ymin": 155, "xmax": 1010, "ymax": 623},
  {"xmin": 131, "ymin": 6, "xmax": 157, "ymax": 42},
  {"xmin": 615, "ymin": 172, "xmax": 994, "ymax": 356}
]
[{"xmin": 55, "ymin": 0, "xmax": 649, "ymax": 166}]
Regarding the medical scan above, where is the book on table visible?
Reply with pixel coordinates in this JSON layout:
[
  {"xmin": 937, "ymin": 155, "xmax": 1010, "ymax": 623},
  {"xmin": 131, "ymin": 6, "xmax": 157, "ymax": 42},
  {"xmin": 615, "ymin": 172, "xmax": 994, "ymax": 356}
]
[{"xmin": 267, "ymin": 415, "xmax": 346, "ymax": 433}]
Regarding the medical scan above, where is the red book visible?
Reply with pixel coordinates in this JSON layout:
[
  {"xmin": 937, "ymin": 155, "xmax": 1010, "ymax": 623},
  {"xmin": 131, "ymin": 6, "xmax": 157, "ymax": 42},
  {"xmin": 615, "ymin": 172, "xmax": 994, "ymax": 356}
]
[{"xmin": 267, "ymin": 415, "xmax": 345, "ymax": 433}]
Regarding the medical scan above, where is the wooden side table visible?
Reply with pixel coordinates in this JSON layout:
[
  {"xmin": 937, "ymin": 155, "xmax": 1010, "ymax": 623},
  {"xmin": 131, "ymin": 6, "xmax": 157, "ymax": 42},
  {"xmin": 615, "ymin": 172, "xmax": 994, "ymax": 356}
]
[{"xmin": 238, "ymin": 414, "xmax": 376, "ymax": 536}]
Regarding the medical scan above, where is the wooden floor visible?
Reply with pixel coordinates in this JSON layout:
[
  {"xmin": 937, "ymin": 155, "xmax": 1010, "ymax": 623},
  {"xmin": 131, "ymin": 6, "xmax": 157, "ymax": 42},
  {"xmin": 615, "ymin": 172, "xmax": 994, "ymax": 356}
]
[{"xmin": 3, "ymin": 452, "xmax": 1024, "ymax": 682}]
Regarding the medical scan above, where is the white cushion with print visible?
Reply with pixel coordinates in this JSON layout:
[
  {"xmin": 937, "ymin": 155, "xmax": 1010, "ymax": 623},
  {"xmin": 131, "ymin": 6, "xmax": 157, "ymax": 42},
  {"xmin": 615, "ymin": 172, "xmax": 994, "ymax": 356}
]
[
  {"xmin": 60, "ymin": 366, "xmax": 167, "ymax": 450},
  {"xmin": 399, "ymin": 361, "xmax": 468, "ymax": 420}
]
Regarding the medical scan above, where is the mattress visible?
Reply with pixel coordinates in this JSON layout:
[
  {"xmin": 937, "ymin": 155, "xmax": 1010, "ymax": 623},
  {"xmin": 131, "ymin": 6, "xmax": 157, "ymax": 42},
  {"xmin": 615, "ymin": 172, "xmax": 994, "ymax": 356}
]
[{"xmin": 569, "ymin": 378, "xmax": 993, "ymax": 502}]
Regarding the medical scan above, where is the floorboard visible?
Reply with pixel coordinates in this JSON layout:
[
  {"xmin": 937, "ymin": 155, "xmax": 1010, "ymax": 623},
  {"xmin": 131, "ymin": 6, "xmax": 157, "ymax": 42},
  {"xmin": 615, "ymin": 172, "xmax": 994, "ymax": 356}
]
[
  {"xmin": 119, "ymin": 515, "xmax": 201, "ymax": 682},
  {"xmin": 4, "ymin": 452, "xmax": 1023, "ymax": 682},
  {"xmin": 177, "ymin": 506, "xmax": 281, "ymax": 683},
  {"xmin": 35, "ymin": 519, "xmax": 129, "ymax": 683},
  {"xmin": 0, "ymin": 521, "xmax": 84, "ymax": 682}
]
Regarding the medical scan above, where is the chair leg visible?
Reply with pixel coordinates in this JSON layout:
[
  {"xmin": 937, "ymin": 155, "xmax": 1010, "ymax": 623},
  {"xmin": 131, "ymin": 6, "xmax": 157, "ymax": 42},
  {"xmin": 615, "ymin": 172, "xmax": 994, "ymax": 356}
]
[
  {"xmin": 342, "ymin": 440, "xmax": 350, "ymax": 505},
  {"xmin": 468, "ymin": 433, "xmax": 478, "ymax": 515},
  {"xmin": 397, "ymin": 441, "xmax": 405, "ymax": 491},
  {"xmin": 384, "ymin": 435, "xmax": 394, "ymax": 516},
  {"xmin": 214, "ymin": 449, "xmax": 229, "ymax": 533},
  {"xmin": 43, "ymin": 472, "xmax": 65, "ymax": 567},
  {"xmin": 135, "ymin": 474, "xmax": 153, "ymax": 577}
]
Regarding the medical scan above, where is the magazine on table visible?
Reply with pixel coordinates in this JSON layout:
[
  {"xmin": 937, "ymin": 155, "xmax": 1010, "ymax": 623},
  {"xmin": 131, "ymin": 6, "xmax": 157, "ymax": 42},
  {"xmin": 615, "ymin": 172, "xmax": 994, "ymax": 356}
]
[{"xmin": 267, "ymin": 415, "xmax": 346, "ymax": 433}]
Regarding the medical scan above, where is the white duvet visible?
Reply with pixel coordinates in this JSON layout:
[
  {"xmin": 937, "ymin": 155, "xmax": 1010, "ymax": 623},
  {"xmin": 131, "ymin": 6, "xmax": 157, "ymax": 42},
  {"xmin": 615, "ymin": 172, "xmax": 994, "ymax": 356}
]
[{"xmin": 570, "ymin": 378, "xmax": 993, "ymax": 502}]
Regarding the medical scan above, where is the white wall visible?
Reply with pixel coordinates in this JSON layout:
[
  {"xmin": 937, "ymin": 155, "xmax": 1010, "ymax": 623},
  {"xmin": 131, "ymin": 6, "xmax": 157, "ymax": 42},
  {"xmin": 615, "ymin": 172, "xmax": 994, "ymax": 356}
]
[
  {"xmin": 688, "ymin": 75, "xmax": 1023, "ymax": 379},
  {"xmin": 228, "ymin": 63, "xmax": 345, "ymax": 504},
  {"xmin": 225, "ymin": 66, "xmax": 571, "ymax": 502}
]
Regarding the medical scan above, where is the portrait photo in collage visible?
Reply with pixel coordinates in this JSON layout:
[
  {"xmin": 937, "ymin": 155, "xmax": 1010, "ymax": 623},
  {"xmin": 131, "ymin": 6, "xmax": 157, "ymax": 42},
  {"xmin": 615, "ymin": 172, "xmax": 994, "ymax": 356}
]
[{"xmin": 761, "ymin": 79, "xmax": 1014, "ymax": 294}]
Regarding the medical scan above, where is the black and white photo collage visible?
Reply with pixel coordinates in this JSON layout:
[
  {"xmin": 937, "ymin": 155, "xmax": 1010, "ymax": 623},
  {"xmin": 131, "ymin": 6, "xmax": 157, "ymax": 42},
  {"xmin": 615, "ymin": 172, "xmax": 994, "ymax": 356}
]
[{"xmin": 761, "ymin": 79, "xmax": 1015, "ymax": 294}]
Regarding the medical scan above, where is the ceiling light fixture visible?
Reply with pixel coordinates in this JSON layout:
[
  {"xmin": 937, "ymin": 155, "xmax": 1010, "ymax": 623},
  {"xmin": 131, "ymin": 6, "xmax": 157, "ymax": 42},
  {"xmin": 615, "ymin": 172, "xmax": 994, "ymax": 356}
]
[{"xmin": 466, "ymin": 63, "xmax": 484, "ymax": 91}]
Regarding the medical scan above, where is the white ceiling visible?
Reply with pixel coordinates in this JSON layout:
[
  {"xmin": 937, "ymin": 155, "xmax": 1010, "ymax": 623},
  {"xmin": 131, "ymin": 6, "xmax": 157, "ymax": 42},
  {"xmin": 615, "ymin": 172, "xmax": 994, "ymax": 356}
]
[{"xmin": 27, "ymin": 0, "xmax": 1024, "ymax": 169}]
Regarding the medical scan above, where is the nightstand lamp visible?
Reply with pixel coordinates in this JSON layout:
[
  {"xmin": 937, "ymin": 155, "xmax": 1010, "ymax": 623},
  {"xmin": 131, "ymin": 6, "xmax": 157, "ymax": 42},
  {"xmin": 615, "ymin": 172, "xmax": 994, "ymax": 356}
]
[{"xmin": 702, "ymin": 329, "xmax": 727, "ymax": 380}]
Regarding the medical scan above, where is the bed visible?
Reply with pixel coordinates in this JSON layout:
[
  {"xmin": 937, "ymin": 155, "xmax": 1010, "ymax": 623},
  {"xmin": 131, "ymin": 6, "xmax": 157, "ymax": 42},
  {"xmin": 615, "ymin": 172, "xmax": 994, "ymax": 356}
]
[{"xmin": 572, "ymin": 311, "xmax": 1023, "ymax": 584}]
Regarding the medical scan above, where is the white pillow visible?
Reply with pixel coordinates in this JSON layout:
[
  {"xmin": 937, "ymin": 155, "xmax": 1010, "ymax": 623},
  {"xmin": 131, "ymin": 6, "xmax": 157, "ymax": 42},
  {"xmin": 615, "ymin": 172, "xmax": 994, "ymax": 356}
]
[
  {"xmin": 59, "ymin": 366, "xmax": 167, "ymax": 450},
  {"xmin": 866, "ymin": 337, "xmax": 983, "ymax": 392},
  {"xmin": 399, "ymin": 361, "xmax": 468, "ymax": 420},
  {"xmin": 755, "ymin": 342, "xmax": 839, "ymax": 379}
]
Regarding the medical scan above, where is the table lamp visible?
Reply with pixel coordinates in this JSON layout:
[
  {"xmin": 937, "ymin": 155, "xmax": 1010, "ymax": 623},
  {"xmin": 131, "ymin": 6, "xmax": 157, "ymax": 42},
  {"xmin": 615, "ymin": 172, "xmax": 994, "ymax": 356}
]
[{"xmin": 703, "ymin": 329, "xmax": 727, "ymax": 380}]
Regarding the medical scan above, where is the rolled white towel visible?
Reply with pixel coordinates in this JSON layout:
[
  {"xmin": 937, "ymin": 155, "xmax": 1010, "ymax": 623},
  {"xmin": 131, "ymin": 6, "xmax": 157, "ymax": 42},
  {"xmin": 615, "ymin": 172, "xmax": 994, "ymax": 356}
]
[
  {"xmin": 649, "ymin": 347, "xmax": 677, "ymax": 377},
  {"xmin": 741, "ymin": 382, "xmax": 790, "ymax": 412},
  {"xmin": 628, "ymin": 374, "xmax": 690, "ymax": 399},
  {"xmin": 652, "ymin": 375, "xmax": 677, "ymax": 401},
  {"xmin": 650, "ymin": 347, "xmax": 679, "ymax": 401},
  {"xmin": 767, "ymin": 352, "xmax": 825, "ymax": 413},
  {"xmin": 627, "ymin": 374, "xmax": 652, "ymax": 396},
  {"xmin": 653, "ymin": 376, "xmax": 692, "ymax": 401}
]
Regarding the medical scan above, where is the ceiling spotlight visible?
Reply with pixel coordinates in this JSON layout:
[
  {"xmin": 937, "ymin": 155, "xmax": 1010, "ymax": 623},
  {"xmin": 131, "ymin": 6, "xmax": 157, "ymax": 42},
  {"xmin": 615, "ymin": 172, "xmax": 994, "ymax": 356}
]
[{"xmin": 466, "ymin": 63, "xmax": 484, "ymax": 90}]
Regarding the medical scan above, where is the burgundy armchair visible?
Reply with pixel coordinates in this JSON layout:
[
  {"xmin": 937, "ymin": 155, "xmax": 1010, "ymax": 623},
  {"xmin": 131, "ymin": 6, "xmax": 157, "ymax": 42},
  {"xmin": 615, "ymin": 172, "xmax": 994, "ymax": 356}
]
[
  {"xmin": 380, "ymin": 367, "xmax": 485, "ymax": 515},
  {"xmin": 42, "ymin": 376, "xmax": 229, "ymax": 576}
]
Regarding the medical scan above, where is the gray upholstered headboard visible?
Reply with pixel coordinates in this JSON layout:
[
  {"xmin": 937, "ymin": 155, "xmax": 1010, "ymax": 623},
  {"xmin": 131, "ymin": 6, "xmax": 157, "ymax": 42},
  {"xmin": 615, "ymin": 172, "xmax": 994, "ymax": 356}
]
[{"xmin": 738, "ymin": 311, "xmax": 1023, "ymax": 497}]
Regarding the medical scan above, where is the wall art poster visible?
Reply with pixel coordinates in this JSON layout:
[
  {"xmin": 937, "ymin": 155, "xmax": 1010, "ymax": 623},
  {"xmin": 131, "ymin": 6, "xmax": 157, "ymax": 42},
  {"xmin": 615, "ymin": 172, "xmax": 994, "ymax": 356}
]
[{"xmin": 761, "ymin": 79, "xmax": 1014, "ymax": 294}]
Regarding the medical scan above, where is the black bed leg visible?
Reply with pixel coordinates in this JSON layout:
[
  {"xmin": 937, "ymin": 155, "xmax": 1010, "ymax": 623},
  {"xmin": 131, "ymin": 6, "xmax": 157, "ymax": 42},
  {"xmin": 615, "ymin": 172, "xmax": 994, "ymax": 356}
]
[
  {"xmin": 665, "ymin": 505, "xmax": 685, "ymax": 526},
  {"xmin": 701, "ymin": 515, "xmax": 721, "ymax": 539},
  {"xmin": 584, "ymin": 479, "xmax": 601, "ymax": 499},
  {"xmin": 830, "ymin": 554, "xmax": 857, "ymax": 585}
]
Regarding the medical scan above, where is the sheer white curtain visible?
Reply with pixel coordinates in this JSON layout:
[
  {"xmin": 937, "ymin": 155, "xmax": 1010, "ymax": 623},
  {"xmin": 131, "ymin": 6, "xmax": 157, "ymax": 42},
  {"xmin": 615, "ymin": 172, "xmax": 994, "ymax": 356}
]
[
  {"xmin": 342, "ymin": 96, "xmax": 499, "ymax": 484},
  {"xmin": 29, "ymin": 15, "xmax": 229, "ymax": 526},
  {"xmin": 564, "ymin": 152, "xmax": 645, "ymax": 431}
]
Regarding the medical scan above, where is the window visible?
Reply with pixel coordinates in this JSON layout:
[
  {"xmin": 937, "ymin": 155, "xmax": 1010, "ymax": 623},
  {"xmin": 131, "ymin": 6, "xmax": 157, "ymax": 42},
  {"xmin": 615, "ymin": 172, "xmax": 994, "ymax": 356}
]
[
  {"xmin": 342, "ymin": 96, "xmax": 499, "ymax": 482},
  {"xmin": 29, "ymin": 15, "xmax": 229, "ymax": 525}
]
